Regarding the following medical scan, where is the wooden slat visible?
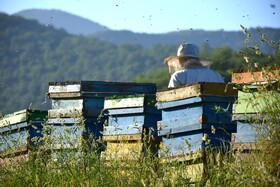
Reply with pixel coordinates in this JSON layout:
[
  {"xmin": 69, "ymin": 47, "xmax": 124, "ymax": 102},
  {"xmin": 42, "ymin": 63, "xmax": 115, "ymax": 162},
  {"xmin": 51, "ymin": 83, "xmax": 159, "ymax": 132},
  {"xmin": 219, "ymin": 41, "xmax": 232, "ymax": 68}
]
[
  {"xmin": 48, "ymin": 81, "xmax": 157, "ymax": 96},
  {"xmin": 48, "ymin": 108, "xmax": 102, "ymax": 118},
  {"xmin": 232, "ymin": 68, "xmax": 280, "ymax": 84},
  {"xmin": 0, "ymin": 113, "xmax": 27, "ymax": 127},
  {"xmin": 105, "ymin": 107, "xmax": 144, "ymax": 116},
  {"xmin": 0, "ymin": 110, "xmax": 47, "ymax": 127},
  {"xmin": 49, "ymin": 84, "xmax": 81, "ymax": 93},
  {"xmin": 156, "ymin": 83, "xmax": 237, "ymax": 102},
  {"xmin": 103, "ymin": 134, "xmax": 142, "ymax": 141},
  {"xmin": 101, "ymin": 141, "xmax": 144, "ymax": 161},
  {"xmin": 0, "ymin": 129, "xmax": 29, "ymax": 153},
  {"xmin": 104, "ymin": 96, "xmax": 145, "ymax": 109},
  {"xmin": 0, "ymin": 122, "xmax": 29, "ymax": 133},
  {"xmin": 103, "ymin": 125, "xmax": 143, "ymax": 136}
]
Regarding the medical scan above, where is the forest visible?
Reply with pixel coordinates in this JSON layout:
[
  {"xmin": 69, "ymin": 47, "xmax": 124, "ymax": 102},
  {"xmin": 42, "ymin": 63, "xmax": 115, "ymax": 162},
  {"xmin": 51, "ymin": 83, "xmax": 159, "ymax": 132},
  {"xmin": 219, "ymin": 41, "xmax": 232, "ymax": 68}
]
[{"xmin": 0, "ymin": 12, "xmax": 279, "ymax": 115}]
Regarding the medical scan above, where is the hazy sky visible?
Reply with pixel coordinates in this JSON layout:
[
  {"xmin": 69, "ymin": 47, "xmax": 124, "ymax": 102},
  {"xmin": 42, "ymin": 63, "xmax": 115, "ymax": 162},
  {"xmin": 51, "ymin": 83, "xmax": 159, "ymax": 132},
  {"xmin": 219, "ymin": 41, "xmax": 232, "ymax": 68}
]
[{"xmin": 0, "ymin": 0, "xmax": 279, "ymax": 33}]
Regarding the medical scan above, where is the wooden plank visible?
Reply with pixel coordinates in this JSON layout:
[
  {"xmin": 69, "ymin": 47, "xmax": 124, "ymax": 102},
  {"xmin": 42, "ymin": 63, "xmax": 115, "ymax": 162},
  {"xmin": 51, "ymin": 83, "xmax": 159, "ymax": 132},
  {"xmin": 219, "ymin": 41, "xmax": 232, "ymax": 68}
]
[
  {"xmin": 52, "ymin": 99, "xmax": 84, "ymax": 109},
  {"xmin": 48, "ymin": 108, "xmax": 102, "ymax": 118},
  {"xmin": 156, "ymin": 82, "xmax": 237, "ymax": 102},
  {"xmin": 41, "ymin": 125, "xmax": 83, "ymax": 149},
  {"xmin": 49, "ymin": 84, "xmax": 81, "ymax": 93},
  {"xmin": 103, "ymin": 134, "xmax": 142, "ymax": 141},
  {"xmin": 158, "ymin": 120, "xmax": 236, "ymax": 136},
  {"xmin": 101, "ymin": 141, "xmax": 144, "ymax": 161},
  {"xmin": 48, "ymin": 81, "xmax": 157, "ymax": 95},
  {"xmin": 0, "ymin": 110, "xmax": 27, "ymax": 127},
  {"xmin": 159, "ymin": 133, "xmax": 203, "ymax": 158},
  {"xmin": 47, "ymin": 118, "xmax": 82, "ymax": 124},
  {"xmin": 157, "ymin": 95, "xmax": 236, "ymax": 110},
  {"xmin": 104, "ymin": 94, "xmax": 157, "ymax": 109},
  {"xmin": 0, "ymin": 122, "xmax": 29, "ymax": 133},
  {"xmin": 51, "ymin": 97, "xmax": 104, "ymax": 109},
  {"xmin": 104, "ymin": 95, "xmax": 145, "ymax": 109},
  {"xmin": 103, "ymin": 125, "xmax": 143, "ymax": 136},
  {"xmin": 232, "ymin": 67, "xmax": 280, "ymax": 84},
  {"xmin": 232, "ymin": 121, "xmax": 262, "ymax": 145},
  {"xmin": 0, "ymin": 110, "xmax": 47, "ymax": 127},
  {"xmin": 105, "ymin": 107, "xmax": 144, "ymax": 116},
  {"xmin": 48, "ymin": 92, "xmax": 82, "ymax": 98},
  {"xmin": 160, "ymin": 108, "xmax": 235, "ymax": 125},
  {"xmin": 46, "ymin": 117, "xmax": 104, "ymax": 145},
  {"xmin": 0, "ymin": 128, "xmax": 29, "ymax": 152},
  {"xmin": 159, "ymin": 130, "xmax": 232, "ymax": 159}
]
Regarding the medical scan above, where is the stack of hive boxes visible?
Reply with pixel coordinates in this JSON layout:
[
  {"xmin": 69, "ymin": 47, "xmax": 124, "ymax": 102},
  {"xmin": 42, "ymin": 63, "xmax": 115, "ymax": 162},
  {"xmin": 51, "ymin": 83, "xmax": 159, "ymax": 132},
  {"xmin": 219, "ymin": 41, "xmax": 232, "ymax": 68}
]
[
  {"xmin": 0, "ymin": 109, "xmax": 47, "ymax": 164},
  {"xmin": 156, "ymin": 82, "xmax": 237, "ymax": 179},
  {"xmin": 101, "ymin": 94, "xmax": 161, "ymax": 161},
  {"xmin": 231, "ymin": 68, "xmax": 280, "ymax": 151},
  {"xmin": 47, "ymin": 81, "xmax": 157, "ymax": 154}
]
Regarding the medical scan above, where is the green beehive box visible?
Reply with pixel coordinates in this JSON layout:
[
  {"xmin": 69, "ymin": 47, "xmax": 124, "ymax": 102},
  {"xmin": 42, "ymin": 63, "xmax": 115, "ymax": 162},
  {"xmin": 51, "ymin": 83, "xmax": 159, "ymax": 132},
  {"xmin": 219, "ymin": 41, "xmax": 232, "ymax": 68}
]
[
  {"xmin": 233, "ymin": 84, "xmax": 280, "ymax": 114},
  {"xmin": 0, "ymin": 109, "xmax": 48, "ymax": 127}
]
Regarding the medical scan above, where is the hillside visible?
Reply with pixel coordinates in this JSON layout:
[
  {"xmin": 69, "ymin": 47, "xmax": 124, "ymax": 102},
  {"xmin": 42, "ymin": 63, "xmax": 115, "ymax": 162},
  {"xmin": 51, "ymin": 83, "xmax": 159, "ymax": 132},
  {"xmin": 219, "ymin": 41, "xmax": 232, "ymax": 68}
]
[
  {"xmin": 14, "ymin": 9, "xmax": 108, "ymax": 35},
  {"xmin": 92, "ymin": 28, "xmax": 279, "ymax": 53},
  {"xmin": 0, "ymin": 13, "xmax": 172, "ymax": 115},
  {"xmin": 14, "ymin": 9, "xmax": 279, "ymax": 53},
  {"xmin": 0, "ymin": 13, "xmax": 279, "ymax": 115}
]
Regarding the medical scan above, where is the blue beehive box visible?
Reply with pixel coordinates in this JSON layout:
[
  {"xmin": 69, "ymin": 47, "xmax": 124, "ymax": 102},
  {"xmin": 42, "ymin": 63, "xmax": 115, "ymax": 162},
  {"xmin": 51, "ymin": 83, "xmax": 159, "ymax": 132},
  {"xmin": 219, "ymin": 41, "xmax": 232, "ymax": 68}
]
[
  {"xmin": 156, "ymin": 83, "xmax": 237, "ymax": 160},
  {"xmin": 103, "ymin": 94, "xmax": 161, "ymax": 137},
  {"xmin": 101, "ymin": 94, "xmax": 162, "ymax": 160},
  {"xmin": 231, "ymin": 114, "xmax": 267, "ymax": 151},
  {"xmin": 0, "ymin": 109, "xmax": 47, "ymax": 159},
  {"xmin": 47, "ymin": 81, "xmax": 157, "ymax": 154},
  {"xmin": 46, "ymin": 117, "xmax": 104, "ymax": 150},
  {"xmin": 48, "ymin": 81, "xmax": 157, "ymax": 118}
]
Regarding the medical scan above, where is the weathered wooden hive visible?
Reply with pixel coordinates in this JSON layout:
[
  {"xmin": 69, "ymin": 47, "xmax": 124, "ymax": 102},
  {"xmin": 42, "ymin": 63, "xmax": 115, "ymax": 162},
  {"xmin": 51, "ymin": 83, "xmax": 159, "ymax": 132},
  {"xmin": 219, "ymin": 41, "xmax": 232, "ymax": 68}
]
[
  {"xmin": 156, "ymin": 82, "xmax": 237, "ymax": 181},
  {"xmin": 47, "ymin": 81, "xmax": 157, "ymax": 152},
  {"xmin": 101, "ymin": 94, "xmax": 162, "ymax": 160},
  {"xmin": 156, "ymin": 83, "xmax": 237, "ymax": 160},
  {"xmin": 0, "ymin": 109, "xmax": 47, "ymax": 164},
  {"xmin": 231, "ymin": 68, "xmax": 280, "ymax": 151}
]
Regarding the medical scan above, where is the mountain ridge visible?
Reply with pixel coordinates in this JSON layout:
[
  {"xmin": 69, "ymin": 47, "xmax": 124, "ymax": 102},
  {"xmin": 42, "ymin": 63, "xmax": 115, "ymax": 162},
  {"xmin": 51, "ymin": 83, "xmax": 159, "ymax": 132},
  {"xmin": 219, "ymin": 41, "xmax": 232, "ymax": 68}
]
[
  {"xmin": 13, "ymin": 9, "xmax": 279, "ymax": 53},
  {"xmin": 14, "ymin": 9, "xmax": 108, "ymax": 35}
]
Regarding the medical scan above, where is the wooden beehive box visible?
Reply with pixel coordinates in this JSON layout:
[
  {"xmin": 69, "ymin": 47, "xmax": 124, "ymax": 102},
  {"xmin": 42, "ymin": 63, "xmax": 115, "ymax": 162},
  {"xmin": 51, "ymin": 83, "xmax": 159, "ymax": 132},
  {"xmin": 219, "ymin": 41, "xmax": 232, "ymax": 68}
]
[
  {"xmin": 231, "ymin": 68, "xmax": 279, "ymax": 153},
  {"xmin": 101, "ymin": 94, "xmax": 162, "ymax": 160},
  {"xmin": 48, "ymin": 81, "xmax": 157, "ymax": 118},
  {"xmin": 0, "ymin": 109, "xmax": 47, "ymax": 163},
  {"xmin": 46, "ymin": 117, "xmax": 104, "ymax": 151},
  {"xmin": 156, "ymin": 83, "xmax": 237, "ymax": 160}
]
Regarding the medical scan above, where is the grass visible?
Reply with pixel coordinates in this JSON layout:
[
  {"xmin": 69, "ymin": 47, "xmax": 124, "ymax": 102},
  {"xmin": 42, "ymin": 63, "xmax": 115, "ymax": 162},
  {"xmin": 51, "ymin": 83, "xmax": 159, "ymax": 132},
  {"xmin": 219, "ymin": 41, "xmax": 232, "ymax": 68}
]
[{"xmin": 1, "ymin": 112, "xmax": 279, "ymax": 187}]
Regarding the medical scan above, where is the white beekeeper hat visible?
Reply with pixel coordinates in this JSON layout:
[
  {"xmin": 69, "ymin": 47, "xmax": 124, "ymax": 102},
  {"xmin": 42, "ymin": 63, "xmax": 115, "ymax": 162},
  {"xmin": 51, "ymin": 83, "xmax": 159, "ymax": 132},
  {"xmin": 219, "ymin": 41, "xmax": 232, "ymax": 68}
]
[{"xmin": 176, "ymin": 43, "xmax": 199, "ymax": 59}]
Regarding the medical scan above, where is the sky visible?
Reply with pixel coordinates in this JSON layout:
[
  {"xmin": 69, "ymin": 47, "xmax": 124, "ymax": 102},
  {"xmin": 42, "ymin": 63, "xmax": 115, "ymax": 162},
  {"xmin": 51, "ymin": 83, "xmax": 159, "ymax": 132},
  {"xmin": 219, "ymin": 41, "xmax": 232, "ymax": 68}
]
[{"xmin": 0, "ymin": 0, "xmax": 279, "ymax": 34}]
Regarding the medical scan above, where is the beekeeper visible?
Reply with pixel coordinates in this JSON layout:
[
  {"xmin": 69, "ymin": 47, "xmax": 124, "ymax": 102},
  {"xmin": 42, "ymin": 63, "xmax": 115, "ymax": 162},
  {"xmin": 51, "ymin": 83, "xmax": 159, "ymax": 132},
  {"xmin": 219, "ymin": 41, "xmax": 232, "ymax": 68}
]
[{"xmin": 168, "ymin": 43, "xmax": 224, "ymax": 88}]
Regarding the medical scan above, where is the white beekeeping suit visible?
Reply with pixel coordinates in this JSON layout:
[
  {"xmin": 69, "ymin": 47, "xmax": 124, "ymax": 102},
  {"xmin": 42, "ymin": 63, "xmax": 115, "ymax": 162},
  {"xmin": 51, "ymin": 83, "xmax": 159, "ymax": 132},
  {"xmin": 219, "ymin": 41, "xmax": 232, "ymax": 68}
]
[{"xmin": 168, "ymin": 43, "xmax": 224, "ymax": 88}]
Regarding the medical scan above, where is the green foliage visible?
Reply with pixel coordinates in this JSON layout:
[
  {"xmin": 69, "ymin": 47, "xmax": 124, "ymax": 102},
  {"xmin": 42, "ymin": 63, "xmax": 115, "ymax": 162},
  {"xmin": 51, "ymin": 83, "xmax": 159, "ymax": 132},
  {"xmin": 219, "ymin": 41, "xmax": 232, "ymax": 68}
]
[
  {"xmin": 0, "ymin": 13, "xmax": 168, "ymax": 115},
  {"xmin": 0, "ymin": 13, "xmax": 279, "ymax": 115}
]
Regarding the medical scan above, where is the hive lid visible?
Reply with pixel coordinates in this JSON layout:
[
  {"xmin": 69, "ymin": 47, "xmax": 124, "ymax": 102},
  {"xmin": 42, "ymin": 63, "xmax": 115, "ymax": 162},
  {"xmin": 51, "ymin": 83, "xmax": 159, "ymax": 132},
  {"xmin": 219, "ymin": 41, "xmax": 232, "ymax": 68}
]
[
  {"xmin": 48, "ymin": 81, "xmax": 157, "ymax": 98},
  {"xmin": 156, "ymin": 82, "xmax": 237, "ymax": 102}
]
